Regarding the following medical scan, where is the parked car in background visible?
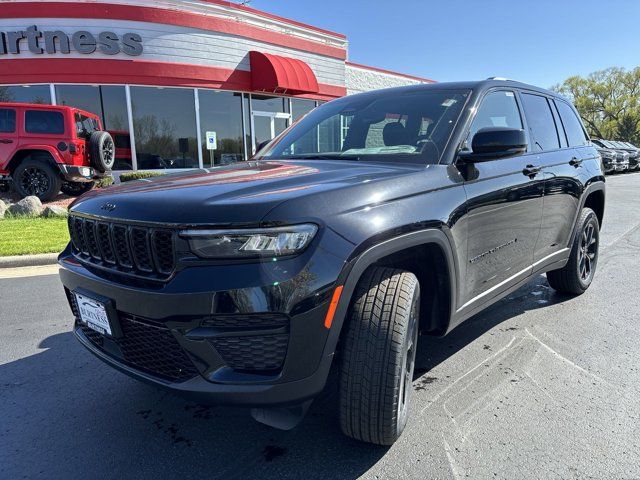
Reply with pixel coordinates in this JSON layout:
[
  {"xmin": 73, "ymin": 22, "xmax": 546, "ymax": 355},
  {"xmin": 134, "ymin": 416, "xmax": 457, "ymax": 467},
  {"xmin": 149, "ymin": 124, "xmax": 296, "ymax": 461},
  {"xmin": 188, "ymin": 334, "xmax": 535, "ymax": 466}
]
[
  {"xmin": 593, "ymin": 139, "xmax": 630, "ymax": 173},
  {"xmin": 611, "ymin": 141, "xmax": 639, "ymax": 170},
  {"xmin": 59, "ymin": 79, "xmax": 605, "ymax": 446},
  {"xmin": 591, "ymin": 140, "xmax": 618, "ymax": 174},
  {"xmin": 0, "ymin": 102, "xmax": 115, "ymax": 201}
]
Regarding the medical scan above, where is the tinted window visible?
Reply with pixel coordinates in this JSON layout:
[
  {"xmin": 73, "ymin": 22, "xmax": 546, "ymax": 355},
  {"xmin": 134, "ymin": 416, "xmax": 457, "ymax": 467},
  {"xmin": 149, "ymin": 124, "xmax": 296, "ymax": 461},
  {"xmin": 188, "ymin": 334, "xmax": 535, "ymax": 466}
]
[
  {"xmin": 468, "ymin": 90, "xmax": 523, "ymax": 144},
  {"xmin": 0, "ymin": 109, "xmax": 16, "ymax": 133},
  {"xmin": 555, "ymin": 100, "xmax": 588, "ymax": 147},
  {"xmin": 198, "ymin": 90, "xmax": 244, "ymax": 167},
  {"xmin": 25, "ymin": 110, "xmax": 64, "ymax": 134},
  {"xmin": 521, "ymin": 94, "xmax": 560, "ymax": 151},
  {"xmin": 0, "ymin": 85, "xmax": 51, "ymax": 104},
  {"xmin": 130, "ymin": 87, "xmax": 198, "ymax": 169}
]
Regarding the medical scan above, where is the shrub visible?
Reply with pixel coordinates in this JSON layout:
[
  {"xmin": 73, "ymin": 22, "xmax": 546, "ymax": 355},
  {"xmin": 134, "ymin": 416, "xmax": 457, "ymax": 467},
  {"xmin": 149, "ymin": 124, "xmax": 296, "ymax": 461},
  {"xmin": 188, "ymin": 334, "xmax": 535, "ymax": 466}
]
[
  {"xmin": 96, "ymin": 175, "xmax": 114, "ymax": 189},
  {"xmin": 119, "ymin": 171, "xmax": 165, "ymax": 183}
]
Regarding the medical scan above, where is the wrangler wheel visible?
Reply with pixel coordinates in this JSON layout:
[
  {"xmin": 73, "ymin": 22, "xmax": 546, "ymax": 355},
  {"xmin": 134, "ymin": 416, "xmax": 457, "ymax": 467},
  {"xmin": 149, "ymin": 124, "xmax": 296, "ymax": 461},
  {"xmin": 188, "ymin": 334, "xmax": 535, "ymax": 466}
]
[{"xmin": 13, "ymin": 159, "xmax": 61, "ymax": 202}]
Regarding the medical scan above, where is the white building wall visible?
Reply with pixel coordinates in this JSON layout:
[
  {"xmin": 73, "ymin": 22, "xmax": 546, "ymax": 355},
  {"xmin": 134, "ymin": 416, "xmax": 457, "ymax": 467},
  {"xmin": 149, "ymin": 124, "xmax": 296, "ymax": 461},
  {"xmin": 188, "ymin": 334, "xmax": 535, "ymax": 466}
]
[
  {"xmin": 0, "ymin": 18, "xmax": 346, "ymax": 87},
  {"xmin": 345, "ymin": 63, "xmax": 430, "ymax": 95}
]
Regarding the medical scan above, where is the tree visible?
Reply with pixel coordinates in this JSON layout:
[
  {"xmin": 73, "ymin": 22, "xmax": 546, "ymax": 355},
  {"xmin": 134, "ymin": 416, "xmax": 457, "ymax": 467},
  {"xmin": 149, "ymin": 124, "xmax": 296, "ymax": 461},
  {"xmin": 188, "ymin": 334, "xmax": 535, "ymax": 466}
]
[{"xmin": 553, "ymin": 67, "xmax": 640, "ymax": 144}]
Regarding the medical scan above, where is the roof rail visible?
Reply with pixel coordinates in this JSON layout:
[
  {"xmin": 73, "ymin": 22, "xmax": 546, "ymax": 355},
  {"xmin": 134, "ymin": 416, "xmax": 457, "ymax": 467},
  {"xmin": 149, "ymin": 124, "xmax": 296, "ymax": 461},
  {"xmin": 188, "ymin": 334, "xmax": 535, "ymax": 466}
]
[{"xmin": 486, "ymin": 76, "xmax": 511, "ymax": 81}]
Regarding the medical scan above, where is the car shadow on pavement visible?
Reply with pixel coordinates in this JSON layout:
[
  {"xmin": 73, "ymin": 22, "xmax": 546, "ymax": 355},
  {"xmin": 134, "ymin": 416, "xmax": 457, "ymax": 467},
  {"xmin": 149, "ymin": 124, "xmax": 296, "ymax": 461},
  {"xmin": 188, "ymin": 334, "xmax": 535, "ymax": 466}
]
[{"xmin": 0, "ymin": 275, "xmax": 575, "ymax": 480}]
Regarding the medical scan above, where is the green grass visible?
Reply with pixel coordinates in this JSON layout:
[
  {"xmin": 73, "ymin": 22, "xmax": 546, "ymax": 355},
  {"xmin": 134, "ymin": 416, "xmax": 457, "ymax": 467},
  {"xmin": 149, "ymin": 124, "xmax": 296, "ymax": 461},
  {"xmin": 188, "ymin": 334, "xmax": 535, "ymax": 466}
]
[{"xmin": 0, "ymin": 217, "xmax": 69, "ymax": 256}]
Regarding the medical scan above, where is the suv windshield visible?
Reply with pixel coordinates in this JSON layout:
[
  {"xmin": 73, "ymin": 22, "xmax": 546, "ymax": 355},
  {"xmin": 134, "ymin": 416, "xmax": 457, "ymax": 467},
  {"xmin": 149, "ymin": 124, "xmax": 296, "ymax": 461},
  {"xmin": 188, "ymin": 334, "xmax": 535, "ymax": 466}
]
[
  {"xmin": 258, "ymin": 89, "xmax": 469, "ymax": 164},
  {"xmin": 75, "ymin": 113, "xmax": 100, "ymax": 139}
]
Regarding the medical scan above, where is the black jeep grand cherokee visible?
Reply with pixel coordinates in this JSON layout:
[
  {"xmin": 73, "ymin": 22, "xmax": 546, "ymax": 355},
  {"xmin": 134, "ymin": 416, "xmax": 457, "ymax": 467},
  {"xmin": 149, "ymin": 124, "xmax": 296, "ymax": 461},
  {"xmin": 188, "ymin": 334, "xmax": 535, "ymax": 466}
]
[{"xmin": 59, "ymin": 79, "xmax": 605, "ymax": 445}]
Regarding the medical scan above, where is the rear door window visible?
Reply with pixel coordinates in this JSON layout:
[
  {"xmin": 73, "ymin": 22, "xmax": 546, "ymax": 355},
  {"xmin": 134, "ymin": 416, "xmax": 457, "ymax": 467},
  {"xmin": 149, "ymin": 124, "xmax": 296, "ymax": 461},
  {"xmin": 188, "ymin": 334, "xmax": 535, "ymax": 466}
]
[
  {"xmin": 555, "ymin": 100, "xmax": 588, "ymax": 147},
  {"xmin": 25, "ymin": 110, "xmax": 65, "ymax": 135},
  {"xmin": 520, "ymin": 93, "xmax": 560, "ymax": 151},
  {"xmin": 0, "ymin": 109, "xmax": 16, "ymax": 133}
]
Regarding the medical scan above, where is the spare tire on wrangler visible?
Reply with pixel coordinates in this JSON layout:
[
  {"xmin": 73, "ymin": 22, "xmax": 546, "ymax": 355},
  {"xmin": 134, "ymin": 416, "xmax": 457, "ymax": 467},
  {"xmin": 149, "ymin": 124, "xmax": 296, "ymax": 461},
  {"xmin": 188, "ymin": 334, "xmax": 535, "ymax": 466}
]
[{"xmin": 89, "ymin": 131, "xmax": 115, "ymax": 173}]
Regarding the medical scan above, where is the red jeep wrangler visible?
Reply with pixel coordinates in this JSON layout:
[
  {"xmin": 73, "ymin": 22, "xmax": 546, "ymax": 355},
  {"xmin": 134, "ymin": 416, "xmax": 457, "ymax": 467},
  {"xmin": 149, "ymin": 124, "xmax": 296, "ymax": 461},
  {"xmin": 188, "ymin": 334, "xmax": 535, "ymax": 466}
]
[{"xmin": 0, "ymin": 102, "xmax": 115, "ymax": 201}]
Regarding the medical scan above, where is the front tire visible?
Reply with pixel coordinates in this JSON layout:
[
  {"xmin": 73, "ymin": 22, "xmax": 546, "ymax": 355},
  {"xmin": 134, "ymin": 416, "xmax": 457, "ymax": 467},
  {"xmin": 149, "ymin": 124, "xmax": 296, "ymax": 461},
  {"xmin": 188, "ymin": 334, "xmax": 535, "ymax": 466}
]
[
  {"xmin": 339, "ymin": 267, "xmax": 420, "ymax": 445},
  {"xmin": 13, "ymin": 159, "xmax": 61, "ymax": 202},
  {"xmin": 547, "ymin": 207, "xmax": 600, "ymax": 295}
]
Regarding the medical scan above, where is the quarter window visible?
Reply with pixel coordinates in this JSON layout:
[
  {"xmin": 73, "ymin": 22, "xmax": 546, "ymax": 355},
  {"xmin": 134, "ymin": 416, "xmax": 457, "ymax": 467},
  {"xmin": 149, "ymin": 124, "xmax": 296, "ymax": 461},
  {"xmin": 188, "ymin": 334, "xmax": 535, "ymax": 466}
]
[
  {"xmin": 521, "ymin": 93, "xmax": 560, "ymax": 151},
  {"xmin": 0, "ymin": 109, "xmax": 16, "ymax": 133},
  {"xmin": 25, "ymin": 110, "xmax": 65, "ymax": 135},
  {"xmin": 468, "ymin": 91, "xmax": 523, "ymax": 145},
  {"xmin": 555, "ymin": 100, "xmax": 588, "ymax": 147}
]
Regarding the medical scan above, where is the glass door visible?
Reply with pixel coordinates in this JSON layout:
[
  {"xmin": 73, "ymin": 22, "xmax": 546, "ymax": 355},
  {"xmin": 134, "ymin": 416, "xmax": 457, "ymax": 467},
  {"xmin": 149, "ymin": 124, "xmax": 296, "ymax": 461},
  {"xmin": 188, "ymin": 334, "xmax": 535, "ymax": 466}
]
[{"xmin": 251, "ymin": 110, "xmax": 291, "ymax": 154}]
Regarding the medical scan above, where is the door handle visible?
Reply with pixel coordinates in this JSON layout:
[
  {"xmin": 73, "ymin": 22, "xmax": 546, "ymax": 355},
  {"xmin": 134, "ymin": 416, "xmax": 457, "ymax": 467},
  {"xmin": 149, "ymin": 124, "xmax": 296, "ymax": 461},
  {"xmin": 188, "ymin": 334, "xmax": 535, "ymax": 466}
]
[
  {"xmin": 522, "ymin": 164, "xmax": 542, "ymax": 177},
  {"xmin": 0, "ymin": 139, "xmax": 13, "ymax": 144},
  {"xmin": 569, "ymin": 157, "xmax": 583, "ymax": 167}
]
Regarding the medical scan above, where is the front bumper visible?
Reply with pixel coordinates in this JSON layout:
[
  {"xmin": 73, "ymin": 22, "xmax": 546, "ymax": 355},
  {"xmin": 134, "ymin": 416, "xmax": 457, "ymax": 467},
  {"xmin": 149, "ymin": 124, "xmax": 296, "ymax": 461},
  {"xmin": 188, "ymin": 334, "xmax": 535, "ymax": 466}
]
[{"xmin": 58, "ymin": 227, "xmax": 353, "ymax": 407}]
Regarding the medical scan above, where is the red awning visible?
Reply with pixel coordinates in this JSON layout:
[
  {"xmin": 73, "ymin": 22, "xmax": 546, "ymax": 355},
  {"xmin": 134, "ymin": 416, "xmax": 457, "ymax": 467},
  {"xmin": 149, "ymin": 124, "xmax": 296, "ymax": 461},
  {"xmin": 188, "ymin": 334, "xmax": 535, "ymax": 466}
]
[{"xmin": 249, "ymin": 51, "xmax": 319, "ymax": 94}]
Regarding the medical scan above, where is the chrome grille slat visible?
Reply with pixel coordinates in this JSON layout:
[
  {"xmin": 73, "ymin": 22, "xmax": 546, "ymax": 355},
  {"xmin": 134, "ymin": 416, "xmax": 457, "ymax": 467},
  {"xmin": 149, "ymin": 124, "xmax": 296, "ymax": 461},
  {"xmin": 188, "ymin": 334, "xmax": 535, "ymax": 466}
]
[{"xmin": 68, "ymin": 215, "xmax": 176, "ymax": 279}]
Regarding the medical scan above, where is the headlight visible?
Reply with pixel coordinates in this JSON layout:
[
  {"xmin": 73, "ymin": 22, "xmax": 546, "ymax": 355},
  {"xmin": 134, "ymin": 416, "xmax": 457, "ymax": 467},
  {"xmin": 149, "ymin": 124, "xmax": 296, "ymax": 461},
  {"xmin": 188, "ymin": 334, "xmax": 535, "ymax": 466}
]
[{"xmin": 181, "ymin": 224, "xmax": 318, "ymax": 259}]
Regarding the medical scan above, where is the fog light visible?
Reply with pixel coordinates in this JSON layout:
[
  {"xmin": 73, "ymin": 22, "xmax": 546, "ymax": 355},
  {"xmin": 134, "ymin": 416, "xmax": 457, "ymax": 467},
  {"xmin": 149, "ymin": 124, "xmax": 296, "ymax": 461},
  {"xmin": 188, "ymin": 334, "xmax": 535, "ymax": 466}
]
[{"xmin": 79, "ymin": 167, "xmax": 92, "ymax": 177}]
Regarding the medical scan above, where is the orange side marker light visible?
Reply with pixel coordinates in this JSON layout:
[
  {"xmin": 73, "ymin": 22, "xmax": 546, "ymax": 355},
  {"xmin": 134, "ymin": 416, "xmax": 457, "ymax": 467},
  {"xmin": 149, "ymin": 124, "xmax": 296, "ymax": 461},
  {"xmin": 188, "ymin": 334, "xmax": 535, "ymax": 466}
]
[{"xmin": 324, "ymin": 285, "xmax": 344, "ymax": 329}]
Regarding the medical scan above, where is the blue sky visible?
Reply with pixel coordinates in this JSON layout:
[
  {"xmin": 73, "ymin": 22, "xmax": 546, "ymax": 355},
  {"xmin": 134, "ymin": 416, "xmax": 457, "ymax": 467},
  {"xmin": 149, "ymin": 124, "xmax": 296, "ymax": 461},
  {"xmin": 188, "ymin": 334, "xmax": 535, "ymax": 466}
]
[{"xmin": 250, "ymin": 0, "xmax": 640, "ymax": 88}]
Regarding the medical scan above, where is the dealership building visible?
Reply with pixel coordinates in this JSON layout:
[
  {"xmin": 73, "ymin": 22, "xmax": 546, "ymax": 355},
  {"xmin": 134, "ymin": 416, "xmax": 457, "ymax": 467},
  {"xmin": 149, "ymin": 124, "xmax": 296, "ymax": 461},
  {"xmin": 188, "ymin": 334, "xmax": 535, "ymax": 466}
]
[{"xmin": 0, "ymin": 0, "xmax": 433, "ymax": 170}]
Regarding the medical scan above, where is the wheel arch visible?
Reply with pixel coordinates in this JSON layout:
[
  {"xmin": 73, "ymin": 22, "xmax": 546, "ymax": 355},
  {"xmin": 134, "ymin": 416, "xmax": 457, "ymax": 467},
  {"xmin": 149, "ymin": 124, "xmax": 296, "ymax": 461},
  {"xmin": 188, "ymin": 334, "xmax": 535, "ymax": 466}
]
[
  {"xmin": 324, "ymin": 228, "xmax": 458, "ymax": 360},
  {"xmin": 570, "ymin": 180, "xmax": 606, "ymax": 243},
  {"xmin": 8, "ymin": 147, "xmax": 64, "ymax": 174}
]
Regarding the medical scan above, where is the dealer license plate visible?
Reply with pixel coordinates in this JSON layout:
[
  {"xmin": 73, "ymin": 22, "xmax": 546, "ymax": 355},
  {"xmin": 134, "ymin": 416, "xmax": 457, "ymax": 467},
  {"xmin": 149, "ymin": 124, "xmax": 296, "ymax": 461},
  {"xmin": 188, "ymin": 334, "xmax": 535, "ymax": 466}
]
[{"xmin": 74, "ymin": 292, "xmax": 112, "ymax": 336}]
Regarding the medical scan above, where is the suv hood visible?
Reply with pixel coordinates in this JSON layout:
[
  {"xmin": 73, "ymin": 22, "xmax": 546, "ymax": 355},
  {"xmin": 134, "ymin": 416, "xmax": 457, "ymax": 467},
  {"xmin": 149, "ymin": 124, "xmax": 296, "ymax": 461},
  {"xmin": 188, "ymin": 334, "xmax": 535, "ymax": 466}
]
[{"xmin": 71, "ymin": 160, "xmax": 421, "ymax": 225}]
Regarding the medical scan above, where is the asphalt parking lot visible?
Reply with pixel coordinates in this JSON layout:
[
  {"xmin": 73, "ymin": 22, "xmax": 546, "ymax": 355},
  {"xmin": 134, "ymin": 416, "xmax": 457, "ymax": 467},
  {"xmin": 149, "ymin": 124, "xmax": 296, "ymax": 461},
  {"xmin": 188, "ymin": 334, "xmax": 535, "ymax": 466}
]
[{"xmin": 1, "ymin": 172, "xmax": 639, "ymax": 480}]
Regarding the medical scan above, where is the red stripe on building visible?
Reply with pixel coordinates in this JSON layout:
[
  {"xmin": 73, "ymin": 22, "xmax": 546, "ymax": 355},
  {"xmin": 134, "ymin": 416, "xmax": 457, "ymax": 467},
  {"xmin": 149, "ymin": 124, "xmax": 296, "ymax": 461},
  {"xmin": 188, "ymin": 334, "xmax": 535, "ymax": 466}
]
[
  {"xmin": 0, "ymin": 2, "xmax": 347, "ymax": 60},
  {"xmin": 0, "ymin": 58, "xmax": 346, "ymax": 100}
]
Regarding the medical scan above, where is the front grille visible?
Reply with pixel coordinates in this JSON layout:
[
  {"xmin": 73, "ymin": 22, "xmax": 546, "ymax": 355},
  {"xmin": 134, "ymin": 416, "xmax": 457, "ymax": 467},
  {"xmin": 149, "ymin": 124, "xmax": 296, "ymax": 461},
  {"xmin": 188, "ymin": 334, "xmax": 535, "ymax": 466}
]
[
  {"xmin": 67, "ymin": 291, "xmax": 197, "ymax": 382},
  {"xmin": 68, "ymin": 215, "xmax": 176, "ymax": 279}
]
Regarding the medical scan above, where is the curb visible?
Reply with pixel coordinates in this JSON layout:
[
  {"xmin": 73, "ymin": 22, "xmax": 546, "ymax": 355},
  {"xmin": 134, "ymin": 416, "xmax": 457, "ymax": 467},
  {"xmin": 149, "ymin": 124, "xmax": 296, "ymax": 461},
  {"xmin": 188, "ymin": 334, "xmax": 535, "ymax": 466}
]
[{"xmin": 0, "ymin": 253, "xmax": 59, "ymax": 269}]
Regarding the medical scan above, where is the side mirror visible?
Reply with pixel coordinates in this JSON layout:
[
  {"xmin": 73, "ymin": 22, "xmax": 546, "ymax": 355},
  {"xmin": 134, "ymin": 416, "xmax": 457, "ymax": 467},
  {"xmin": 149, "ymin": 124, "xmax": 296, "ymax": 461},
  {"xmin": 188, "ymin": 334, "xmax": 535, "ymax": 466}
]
[{"xmin": 459, "ymin": 127, "xmax": 527, "ymax": 163}]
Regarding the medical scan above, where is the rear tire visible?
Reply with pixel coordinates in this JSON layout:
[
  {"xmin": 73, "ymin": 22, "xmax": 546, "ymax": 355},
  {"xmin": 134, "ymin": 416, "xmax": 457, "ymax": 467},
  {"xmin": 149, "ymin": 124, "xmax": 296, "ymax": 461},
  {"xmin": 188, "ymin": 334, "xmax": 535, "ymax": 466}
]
[
  {"xmin": 13, "ymin": 159, "xmax": 61, "ymax": 202},
  {"xmin": 547, "ymin": 207, "xmax": 599, "ymax": 295},
  {"xmin": 339, "ymin": 267, "xmax": 420, "ymax": 445},
  {"xmin": 61, "ymin": 181, "xmax": 95, "ymax": 197}
]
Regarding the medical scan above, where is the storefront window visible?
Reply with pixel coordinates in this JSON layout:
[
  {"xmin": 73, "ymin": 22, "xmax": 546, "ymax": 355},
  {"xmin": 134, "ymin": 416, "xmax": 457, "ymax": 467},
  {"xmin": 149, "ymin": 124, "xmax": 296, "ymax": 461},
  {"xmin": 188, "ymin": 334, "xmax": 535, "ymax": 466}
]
[
  {"xmin": 0, "ymin": 85, "xmax": 51, "ymax": 104},
  {"xmin": 198, "ymin": 90, "xmax": 244, "ymax": 167},
  {"xmin": 55, "ymin": 85, "xmax": 132, "ymax": 169},
  {"xmin": 56, "ymin": 85, "xmax": 102, "ymax": 115},
  {"xmin": 251, "ymin": 95, "xmax": 289, "ymax": 114},
  {"xmin": 291, "ymin": 98, "xmax": 316, "ymax": 122},
  {"xmin": 130, "ymin": 87, "xmax": 198, "ymax": 169}
]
